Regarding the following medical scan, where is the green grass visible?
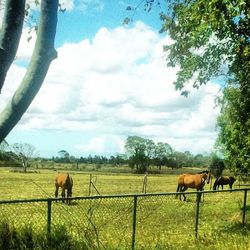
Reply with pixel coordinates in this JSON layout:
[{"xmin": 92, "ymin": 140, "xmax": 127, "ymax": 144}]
[{"xmin": 0, "ymin": 167, "xmax": 249, "ymax": 249}]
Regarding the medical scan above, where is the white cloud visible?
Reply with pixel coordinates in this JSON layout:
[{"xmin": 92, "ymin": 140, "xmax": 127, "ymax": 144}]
[
  {"xmin": 2, "ymin": 21, "xmax": 221, "ymax": 156},
  {"xmin": 57, "ymin": 0, "xmax": 104, "ymax": 12},
  {"xmin": 16, "ymin": 28, "xmax": 37, "ymax": 61},
  {"xmin": 74, "ymin": 135, "xmax": 124, "ymax": 155},
  {"xmin": 58, "ymin": 0, "xmax": 74, "ymax": 11}
]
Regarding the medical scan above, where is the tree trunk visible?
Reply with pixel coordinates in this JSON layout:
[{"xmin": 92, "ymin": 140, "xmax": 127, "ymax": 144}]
[
  {"xmin": 0, "ymin": 0, "xmax": 25, "ymax": 92},
  {"xmin": 0, "ymin": 0, "xmax": 59, "ymax": 142}
]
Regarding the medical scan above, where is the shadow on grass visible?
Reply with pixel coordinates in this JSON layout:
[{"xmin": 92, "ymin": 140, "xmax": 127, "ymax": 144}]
[
  {"xmin": 218, "ymin": 222, "xmax": 250, "ymax": 235},
  {"xmin": 240, "ymin": 205, "xmax": 250, "ymax": 211}
]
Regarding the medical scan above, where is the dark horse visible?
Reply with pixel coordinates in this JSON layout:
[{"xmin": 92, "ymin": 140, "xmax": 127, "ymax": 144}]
[
  {"xmin": 213, "ymin": 176, "xmax": 236, "ymax": 190},
  {"xmin": 176, "ymin": 170, "xmax": 211, "ymax": 201},
  {"xmin": 55, "ymin": 173, "xmax": 73, "ymax": 204}
]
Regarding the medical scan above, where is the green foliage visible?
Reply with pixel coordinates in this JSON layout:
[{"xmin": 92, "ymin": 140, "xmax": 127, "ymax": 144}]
[
  {"xmin": 161, "ymin": 0, "xmax": 250, "ymax": 94},
  {"xmin": 0, "ymin": 221, "xmax": 88, "ymax": 250},
  {"xmin": 216, "ymin": 86, "xmax": 250, "ymax": 173},
  {"xmin": 160, "ymin": 0, "xmax": 250, "ymax": 172},
  {"xmin": 125, "ymin": 136, "xmax": 148, "ymax": 173},
  {"xmin": 124, "ymin": 136, "xmax": 212, "ymax": 172},
  {"xmin": 209, "ymin": 153, "xmax": 225, "ymax": 177}
]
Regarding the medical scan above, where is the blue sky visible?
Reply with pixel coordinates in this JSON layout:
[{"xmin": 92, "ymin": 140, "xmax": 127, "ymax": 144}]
[{"xmin": 0, "ymin": 0, "xmax": 221, "ymax": 158}]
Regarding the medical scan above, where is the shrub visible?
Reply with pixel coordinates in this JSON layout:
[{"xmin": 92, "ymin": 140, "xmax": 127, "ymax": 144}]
[{"xmin": 0, "ymin": 221, "xmax": 88, "ymax": 250}]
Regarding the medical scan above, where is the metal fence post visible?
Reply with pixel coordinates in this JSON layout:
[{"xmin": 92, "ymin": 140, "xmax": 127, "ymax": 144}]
[
  {"xmin": 47, "ymin": 199, "xmax": 52, "ymax": 235},
  {"xmin": 132, "ymin": 195, "xmax": 138, "ymax": 250},
  {"xmin": 195, "ymin": 192, "xmax": 201, "ymax": 238},
  {"xmin": 242, "ymin": 189, "xmax": 247, "ymax": 227}
]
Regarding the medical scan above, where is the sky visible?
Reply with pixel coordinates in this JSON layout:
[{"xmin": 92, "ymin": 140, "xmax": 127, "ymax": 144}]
[{"xmin": 0, "ymin": 0, "xmax": 221, "ymax": 158}]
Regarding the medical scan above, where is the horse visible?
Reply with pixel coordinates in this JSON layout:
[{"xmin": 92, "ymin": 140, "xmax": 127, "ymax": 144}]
[
  {"xmin": 55, "ymin": 173, "xmax": 73, "ymax": 204},
  {"xmin": 213, "ymin": 176, "xmax": 236, "ymax": 190},
  {"xmin": 176, "ymin": 170, "xmax": 211, "ymax": 201}
]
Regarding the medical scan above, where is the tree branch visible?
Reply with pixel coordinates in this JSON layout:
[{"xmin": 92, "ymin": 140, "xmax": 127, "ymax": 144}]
[
  {"xmin": 0, "ymin": 0, "xmax": 58, "ymax": 142},
  {"xmin": 0, "ymin": 0, "xmax": 26, "ymax": 93}
]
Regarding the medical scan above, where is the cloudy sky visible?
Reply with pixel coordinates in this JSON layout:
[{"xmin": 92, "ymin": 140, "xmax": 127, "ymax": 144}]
[{"xmin": 1, "ymin": 0, "xmax": 221, "ymax": 158}]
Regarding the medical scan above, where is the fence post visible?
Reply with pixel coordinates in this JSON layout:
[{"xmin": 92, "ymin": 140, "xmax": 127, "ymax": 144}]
[
  {"xmin": 132, "ymin": 195, "xmax": 138, "ymax": 250},
  {"xmin": 47, "ymin": 199, "xmax": 52, "ymax": 235},
  {"xmin": 195, "ymin": 192, "xmax": 201, "ymax": 238},
  {"xmin": 242, "ymin": 189, "xmax": 247, "ymax": 227}
]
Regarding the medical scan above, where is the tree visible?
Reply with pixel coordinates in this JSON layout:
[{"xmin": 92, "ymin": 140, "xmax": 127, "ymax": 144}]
[
  {"xmin": 127, "ymin": 0, "xmax": 249, "ymax": 170},
  {"xmin": 209, "ymin": 153, "xmax": 225, "ymax": 178},
  {"xmin": 10, "ymin": 142, "xmax": 36, "ymax": 172},
  {"xmin": 193, "ymin": 153, "xmax": 211, "ymax": 167},
  {"xmin": 57, "ymin": 150, "xmax": 70, "ymax": 163},
  {"xmin": 154, "ymin": 142, "xmax": 173, "ymax": 171},
  {"xmin": 160, "ymin": 0, "xmax": 249, "ymax": 94},
  {"xmin": 0, "ymin": 0, "xmax": 58, "ymax": 142},
  {"xmin": 0, "ymin": 139, "xmax": 9, "ymax": 160},
  {"xmin": 109, "ymin": 154, "xmax": 126, "ymax": 166},
  {"xmin": 124, "ymin": 136, "xmax": 147, "ymax": 173},
  {"xmin": 144, "ymin": 139, "xmax": 155, "ymax": 168},
  {"xmin": 171, "ymin": 151, "xmax": 192, "ymax": 168},
  {"xmin": 216, "ymin": 86, "xmax": 250, "ymax": 173},
  {"xmin": 159, "ymin": 0, "xmax": 249, "ymax": 170}
]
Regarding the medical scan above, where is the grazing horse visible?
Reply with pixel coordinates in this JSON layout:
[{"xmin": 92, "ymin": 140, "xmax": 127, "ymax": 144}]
[
  {"xmin": 213, "ymin": 176, "xmax": 236, "ymax": 190},
  {"xmin": 176, "ymin": 170, "xmax": 211, "ymax": 201},
  {"xmin": 55, "ymin": 173, "xmax": 73, "ymax": 204}
]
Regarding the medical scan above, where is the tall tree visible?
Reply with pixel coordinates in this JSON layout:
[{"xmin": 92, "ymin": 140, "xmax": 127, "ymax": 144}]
[
  {"xmin": 125, "ymin": 136, "xmax": 147, "ymax": 173},
  {"xmin": 154, "ymin": 142, "xmax": 173, "ymax": 171},
  {"xmin": 216, "ymin": 86, "xmax": 250, "ymax": 173},
  {"xmin": 159, "ymin": 0, "xmax": 249, "ymax": 170},
  {"xmin": 0, "ymin": 0, "xmax": 58, "ymax": 142}
]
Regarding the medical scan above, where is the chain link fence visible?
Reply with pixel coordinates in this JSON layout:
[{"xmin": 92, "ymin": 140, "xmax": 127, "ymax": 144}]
[{"xmin": 0, "ymin": 188, "xmax": 249, "ymax": 249}]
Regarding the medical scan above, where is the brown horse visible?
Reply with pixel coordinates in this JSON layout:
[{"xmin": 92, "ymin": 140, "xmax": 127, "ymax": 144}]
[
  {"xmin": 176, "ymin": 170, "xmax": 211, "ymax": 201},
  {"xmin": 55, "ymin": 173, "xmax": 73, "ymax": 204},
  {"xmin": 213, "ymin": 176, "xmax": 236, "ymax": 190}
]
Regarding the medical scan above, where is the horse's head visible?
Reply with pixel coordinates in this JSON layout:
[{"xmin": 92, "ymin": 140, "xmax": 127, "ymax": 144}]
[{"xmin": 200, "ymin": 171, "xmax": 211, "ymax": 184}]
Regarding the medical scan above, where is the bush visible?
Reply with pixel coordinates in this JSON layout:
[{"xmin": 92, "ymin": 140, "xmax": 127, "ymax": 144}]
[{"xmin": 0, "ymin": 221, "xmax": 88, "ymax": 250}]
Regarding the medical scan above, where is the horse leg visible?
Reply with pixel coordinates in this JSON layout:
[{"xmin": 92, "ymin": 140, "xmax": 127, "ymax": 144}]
[
  {"xmin": 61, "ymin": 187, "xmax": 66, "ymax": 203},
  {"xmin": 176, "ymin": 184, "xmax": 181, "ymax": 199},
  {"xmin": 55, "ymin": 186, "xmax": 59, "ymax": 201},
  {"xmin": 181, "ymin": 186, "xmax": 188, "ymax": 201},
  {"xmin": 66, "ymin": 188, "xmax": 72, "ymax": 204}
]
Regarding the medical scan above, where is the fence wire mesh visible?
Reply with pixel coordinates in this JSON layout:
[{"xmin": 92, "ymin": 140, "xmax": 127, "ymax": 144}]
[
  {"xmin": 0, "ymin": 189, "xmax": 249, "ymax": 249},
  {"xmin": 0, "ymin": 201, "xmax": 47, "ymax": 233},
  {"xmin": 51, "ymin": 197, "xmax": 134, "ymax": 249}
]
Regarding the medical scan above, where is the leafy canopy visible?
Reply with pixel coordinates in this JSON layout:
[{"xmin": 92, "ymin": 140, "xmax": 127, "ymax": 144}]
[{"xmin": 160, "ymin": 0, "xmax": 249, "ymax": 96}]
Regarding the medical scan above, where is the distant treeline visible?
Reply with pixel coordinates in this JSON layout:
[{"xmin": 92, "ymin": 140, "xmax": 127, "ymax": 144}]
[{"xmin": 0, "ymin": 136, "xmax": 226, "ymax": 174}]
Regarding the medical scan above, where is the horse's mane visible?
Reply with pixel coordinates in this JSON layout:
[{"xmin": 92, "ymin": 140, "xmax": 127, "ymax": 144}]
[{"xmin": 197, "ymin": 170, "xmax": 209, "ymax": 174}]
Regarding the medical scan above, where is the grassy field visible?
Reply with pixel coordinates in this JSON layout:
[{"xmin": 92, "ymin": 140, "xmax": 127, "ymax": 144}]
[
  {"xmin": 0, "ymin": 166, "xmax": 183, "ymax": 199},
  {"xmin": 0, "ymin": 166, "xmax": 249, "ymax": 249}
]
